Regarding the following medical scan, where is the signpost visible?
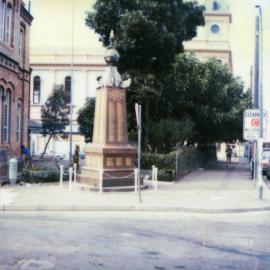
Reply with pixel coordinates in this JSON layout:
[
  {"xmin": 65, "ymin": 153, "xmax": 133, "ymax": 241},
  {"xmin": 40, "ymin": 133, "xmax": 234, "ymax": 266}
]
[
  {"xmin": 243, "ymin": 109, "xmax": 267, "ymax": 140},
  {"xmin": 244, "ymin": 109, "xmax": 267, "ymax": 200}
]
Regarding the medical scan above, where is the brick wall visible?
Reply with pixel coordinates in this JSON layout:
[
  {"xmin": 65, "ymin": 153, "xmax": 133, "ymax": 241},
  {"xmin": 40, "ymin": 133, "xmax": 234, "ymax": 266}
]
[{"xmin": 0, "ymin": 0, "xmax": 33, "ymax": 157}]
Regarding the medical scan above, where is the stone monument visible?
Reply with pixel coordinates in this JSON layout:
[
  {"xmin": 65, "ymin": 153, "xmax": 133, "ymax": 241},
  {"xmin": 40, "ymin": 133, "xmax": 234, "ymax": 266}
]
[{"xmin": 78, "ymin": 32, "xmax": 137, "ymax": 189}]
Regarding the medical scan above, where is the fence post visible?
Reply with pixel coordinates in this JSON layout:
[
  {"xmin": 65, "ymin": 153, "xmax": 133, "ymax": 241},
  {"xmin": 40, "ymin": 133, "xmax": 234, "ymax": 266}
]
[
  {"xmin": 59, "ymin": 165, "xmax": 63, "ymax": 187},
  {"xmin": 155, "ymin": 167, "xmax": 158, "ymax": 190},
  {"xmin": 134, "ymin": 168, "xmax": 138, "ymax": 193},
  {"xmin": 69, "ymin": 167, "xmax": 73, "ymax": 191},
  {"xmin": 99, "ymin": 169, "xmax": 103, "ymax": 193},
  {"xmin": 73, "ymin": 163, "xmax": 77, "ymax": 183}
]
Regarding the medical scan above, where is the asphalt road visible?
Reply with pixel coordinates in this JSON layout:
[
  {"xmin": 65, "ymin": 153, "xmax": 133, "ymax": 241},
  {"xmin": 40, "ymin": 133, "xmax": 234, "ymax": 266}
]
[{"xmin": 0, "ymin": 211, "xmax": 270, "ymax": 270}]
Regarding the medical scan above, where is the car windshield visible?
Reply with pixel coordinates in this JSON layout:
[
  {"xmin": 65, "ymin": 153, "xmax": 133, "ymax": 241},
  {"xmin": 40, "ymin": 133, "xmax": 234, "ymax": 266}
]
[{"xmin": 262, "ymin": 150, "xmax": 270, "ymax": 159}]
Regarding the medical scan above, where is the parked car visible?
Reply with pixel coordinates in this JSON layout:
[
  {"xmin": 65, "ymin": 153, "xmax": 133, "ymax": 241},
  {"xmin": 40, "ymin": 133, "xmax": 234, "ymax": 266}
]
[
  {"xmin": 54, "ymin": 154, "xmax": 65, "ymax": 161},
  {"xmin": 261, "ymin": 148, "xmax": 270, "ymax": 179}
]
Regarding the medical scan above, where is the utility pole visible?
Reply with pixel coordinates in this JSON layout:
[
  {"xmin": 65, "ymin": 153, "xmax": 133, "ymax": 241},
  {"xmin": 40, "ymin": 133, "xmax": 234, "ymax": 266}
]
[
  {"xmin": 69, "ymin": 0, "xmax": 75, "ymax": 164},
  {"xmin": 255, "ymin": 5, "xmax": 263, "ymax": 200}
]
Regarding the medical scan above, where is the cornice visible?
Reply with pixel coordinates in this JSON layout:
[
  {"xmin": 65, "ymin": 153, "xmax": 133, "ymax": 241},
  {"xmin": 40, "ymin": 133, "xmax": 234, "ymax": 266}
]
[
  {"xmin": 186, "ymin": 49, "xmax": 232, "ymax": 54},
  {"xmin": 20, "ymin": 4, "xmax": 33, "ymax": 25},
  {"xmin": 204, "ymin": 12, "xmax": 232, "ymax": 23},
  {"xmin": 30, "ymin": 63, "xmax": 106, "ymax": 68}
]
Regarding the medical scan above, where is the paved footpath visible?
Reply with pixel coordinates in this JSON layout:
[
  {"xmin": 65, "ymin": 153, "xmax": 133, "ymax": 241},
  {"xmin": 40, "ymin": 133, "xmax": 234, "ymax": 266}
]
[{"xmin": 0, "ymin": 159, "xmax": 270, "ymax": 213}]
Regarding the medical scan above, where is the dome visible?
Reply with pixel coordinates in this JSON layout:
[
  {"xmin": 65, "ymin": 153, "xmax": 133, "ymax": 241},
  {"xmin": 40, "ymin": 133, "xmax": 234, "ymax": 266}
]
[{"xmin": 204, "ymin": 0, "xmax": 229, "ymax": 12}]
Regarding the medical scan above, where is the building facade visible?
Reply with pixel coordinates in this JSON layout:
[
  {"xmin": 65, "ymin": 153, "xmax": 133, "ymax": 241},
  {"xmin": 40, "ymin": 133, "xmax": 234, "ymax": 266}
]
[
  {"xmin": 184, "ymin": 0, "xmax": 232, "ymax": 70},
  {"xmin": 29, "ymin": 48, "xmax": 106, "ymax": 157},
  {"xmin": 0, "ymin": 0, "xmax": 33, "ymax": 156}
]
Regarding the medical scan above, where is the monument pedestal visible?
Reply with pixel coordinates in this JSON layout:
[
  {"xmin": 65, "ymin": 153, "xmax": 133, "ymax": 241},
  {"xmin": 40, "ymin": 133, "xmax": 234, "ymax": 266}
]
[{"xmin": 78, "ymin": 87, "xmax": 137, "ymax": 188}]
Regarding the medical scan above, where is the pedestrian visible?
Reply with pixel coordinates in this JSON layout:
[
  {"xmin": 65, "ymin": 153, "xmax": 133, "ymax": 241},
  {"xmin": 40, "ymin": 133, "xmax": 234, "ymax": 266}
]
[
  {"xmin": 225, "ymin": 145, "xmax": 232, "ymax": 166},
  {"xmin": 20, "ymin": 145, "xmax": 32, "ymax": 168}
]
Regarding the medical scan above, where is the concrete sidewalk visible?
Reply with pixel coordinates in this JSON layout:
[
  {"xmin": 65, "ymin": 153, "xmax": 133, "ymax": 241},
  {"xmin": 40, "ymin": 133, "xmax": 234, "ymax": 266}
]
[{"xmin": 0, "ymin": 160, "xmax": 270, "ymax": 213}]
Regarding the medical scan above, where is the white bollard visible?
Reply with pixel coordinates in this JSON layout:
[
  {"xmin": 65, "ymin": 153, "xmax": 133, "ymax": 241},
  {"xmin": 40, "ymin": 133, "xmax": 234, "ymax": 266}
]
[
  {"xmin": 99, "ymin": 169, "xmax": 103, "ymax": 193},
  {"xmin": 134, "ymin": 168, "xmax": 138, "ymax": 193},
  {"xmin": 59, "ymin": 165, "xmax": 64, "ymax": 187},
  {"xmin": 154, "ymin": 167, "xmax": 158, "ymax": 190},
  {"xmin": 68, "ymin": 167, "xmax": 73, "ymax": 191},
  {"xmin": 73, "ymin": 163, "xmax": 77, "ymax": 183},
  {"xmin": 152, "ymin": 165, "xmax": 155, "ymax": 186},
  {"xmin": 9, "ymin": 158, "xmax": 18, "ymax": 185}
]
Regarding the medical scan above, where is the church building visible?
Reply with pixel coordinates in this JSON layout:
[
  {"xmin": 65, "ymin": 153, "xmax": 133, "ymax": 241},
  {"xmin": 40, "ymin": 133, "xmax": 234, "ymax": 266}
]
[{"xmin": 184, "ymin": 0, "xmax": 232, "ymax": 70}]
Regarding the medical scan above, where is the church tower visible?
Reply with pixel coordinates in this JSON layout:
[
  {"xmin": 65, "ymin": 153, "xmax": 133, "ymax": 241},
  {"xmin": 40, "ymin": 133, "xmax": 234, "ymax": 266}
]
[{"xmin": 184, "ymin": 0, "xmax": 232, "ymax": 70}]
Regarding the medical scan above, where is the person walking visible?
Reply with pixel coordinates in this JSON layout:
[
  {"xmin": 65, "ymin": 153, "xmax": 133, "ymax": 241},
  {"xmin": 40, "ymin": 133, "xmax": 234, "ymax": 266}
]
[{"xmin": 225, "ymin": 145, "xmax": 233, "ymax": 166}]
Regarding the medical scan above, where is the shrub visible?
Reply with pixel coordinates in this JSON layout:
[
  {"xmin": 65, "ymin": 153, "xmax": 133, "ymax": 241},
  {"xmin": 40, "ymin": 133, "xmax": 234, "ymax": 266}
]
[
  {"xmin": 141, "ymin": 152, "xmax": 175, "ymax": 170},
  {"xmin": 21, "ymin": 169, "xmax": 60, "ymax": 183}
]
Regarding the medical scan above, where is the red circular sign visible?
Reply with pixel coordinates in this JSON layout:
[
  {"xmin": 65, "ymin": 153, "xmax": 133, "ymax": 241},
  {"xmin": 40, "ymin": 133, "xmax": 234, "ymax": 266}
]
[{"xmin": 251, "ymin": 118, "xmax": 260, "ymax": 127}]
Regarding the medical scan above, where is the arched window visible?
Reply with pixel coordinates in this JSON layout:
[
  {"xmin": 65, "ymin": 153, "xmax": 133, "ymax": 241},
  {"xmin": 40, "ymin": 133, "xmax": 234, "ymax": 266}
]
[
  {"xmin": 2, "ymin": 90, "xmax": 11, "ymax": 143},
  {"xmin": 16, "ymin": 101, "xmax": 22, "ymax": 143},
  {"xmin": 213, "ymin": 1, "xmax": 220, "ymax": 11},
  {"xmin": 33, "ymin": 76, "xmax": 41, "ymax": 104},
  {"xmin": 65, "ymin": 76, "xmax": 71, "ymax": 104},
  {"xmin": 0, "ymin": 0, "xmax": 6, "ymax": 41},
  {"xmin": 6, "ymin": 3, "xmax": 12, "ymax": 44}
]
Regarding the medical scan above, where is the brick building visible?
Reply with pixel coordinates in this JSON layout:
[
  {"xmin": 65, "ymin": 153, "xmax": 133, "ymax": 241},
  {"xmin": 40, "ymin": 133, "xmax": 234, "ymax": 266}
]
[{"xmin": 0, "ymin": 0, "xmax": 33, "ymax": 156}]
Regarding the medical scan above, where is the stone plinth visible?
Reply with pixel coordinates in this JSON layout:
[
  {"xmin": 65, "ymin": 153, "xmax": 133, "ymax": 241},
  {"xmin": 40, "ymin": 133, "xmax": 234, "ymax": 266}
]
[{"xmin": 78, "ymin": 86, "xmax": 137, "ymax": 188}]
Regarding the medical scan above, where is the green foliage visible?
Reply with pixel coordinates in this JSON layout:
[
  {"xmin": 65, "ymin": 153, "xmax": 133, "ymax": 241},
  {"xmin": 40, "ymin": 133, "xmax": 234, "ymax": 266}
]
[
  {"xmin": 148, "ymin": 117, "xmax": 194, "ymax": 153},
  {"xmin": 170, "ymin": 54, "xmax": 252, "ymax": 143},
  {"xmin": 142, "ymin": 145, "xmax": 216, "ymax": 181},
  {"xmin": 21, "ymin": 169, "xmax": 60, "ymax": 183},
  {"xmin": 41, "ymin": 85, "xmax": 70, "ymax": 136},
  {"xmin": 40, "ymin": 85, "xmax": 70, "ymax": 157},
  {"xmin": 142, "ymin": 152, "xmax": 176, "ymax": 170},
  {"xmin": 77, "ymin": 98, "xmax": 95, "ymax": 143},
  {"xmin": 86, "ymin": 0, "xmax": 205, "ymax": 75}
]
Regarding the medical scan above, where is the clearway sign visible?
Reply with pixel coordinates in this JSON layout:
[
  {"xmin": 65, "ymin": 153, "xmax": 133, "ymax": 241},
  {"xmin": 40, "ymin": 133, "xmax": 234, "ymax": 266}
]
[{"xmin": 243, "ymin": 109, "xmax": 267, "ymax": 140}]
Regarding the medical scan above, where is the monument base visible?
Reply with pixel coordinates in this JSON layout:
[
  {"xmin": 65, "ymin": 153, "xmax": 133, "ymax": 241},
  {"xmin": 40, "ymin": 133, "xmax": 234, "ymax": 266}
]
[{"xmin": 77, "ymin": 143, "xmax": 139, "ymax": 188}]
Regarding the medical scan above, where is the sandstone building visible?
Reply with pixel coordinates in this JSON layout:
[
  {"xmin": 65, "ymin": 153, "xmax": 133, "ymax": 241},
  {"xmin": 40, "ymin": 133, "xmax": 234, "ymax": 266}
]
[{"xmin": 0, "ymin": 0, "xmax": 33, "ymax": 156}]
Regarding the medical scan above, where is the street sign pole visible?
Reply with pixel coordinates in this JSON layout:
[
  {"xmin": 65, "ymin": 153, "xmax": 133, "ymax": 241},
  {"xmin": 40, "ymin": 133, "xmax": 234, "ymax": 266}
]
[
  {"xmin": 135, "ymin": 103, "xmax": 142, "ymax": 203},
  {"xmin": 255, "ymin": 5, "xmax": 263, "ymax": 200}
]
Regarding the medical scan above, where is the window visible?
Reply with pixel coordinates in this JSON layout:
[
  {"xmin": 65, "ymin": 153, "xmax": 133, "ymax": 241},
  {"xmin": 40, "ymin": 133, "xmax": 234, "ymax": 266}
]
[
  {"xmin": 6, "ymin": 3, "xmax": 12, "ymax": 45},
  {"xmin": 65, "ymin": 76, "xmax": 71, "ymax": 104},
  {"xmin": 19, "ymin": 28, "xmax": 25, "ymax": 61},
  {"xmin": 0, "ymin": 0, "xmax": 6, "ymax": 41},
  {"xmin": 213, "ymin": 1, "xmax": 220, "ymax": 11},
  {"xmin": 2, "ymin": 90, "xmax": 11, "ymax": 143},
  {"xmin": 211, "ymin": 24, "xmax": 220, "ymax": 34},
  {"xmin": 33, "ymin": 76, "xmax": 41, "ymax": 104},
  {"xmin": 16, "ymin": 101, "xmax": 22, "ymax": 143}
]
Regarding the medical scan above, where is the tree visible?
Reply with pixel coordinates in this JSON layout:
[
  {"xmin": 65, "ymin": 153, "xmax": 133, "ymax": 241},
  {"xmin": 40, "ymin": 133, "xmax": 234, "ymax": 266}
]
[
  {"xmin": 170, "ymin": 54, "xmax": 251, "ymax": 144},
  {"xmin": 77, "ymin": 98, "xmax": 95, "ymax": 143},
  {"xmin": 41, "ymin": 85, "xmax": 70, "ymax": 158},
  {"xmin": 86, "ymin": 0, "xmax": 205, "ymax": 75},
  {"xmin": 148, "ymin": 116, "xmax": 194, "ymax": 153},
  {"xmin": 86, "ymin": 1, "xmax": 205, "ymax": 148}
]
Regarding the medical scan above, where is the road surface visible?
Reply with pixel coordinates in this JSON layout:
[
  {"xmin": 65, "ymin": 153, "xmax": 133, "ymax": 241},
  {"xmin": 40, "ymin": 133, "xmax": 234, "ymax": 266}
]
[{"xmin": 0, "ymin": 211, "xmax": 270, "ymax": 270}]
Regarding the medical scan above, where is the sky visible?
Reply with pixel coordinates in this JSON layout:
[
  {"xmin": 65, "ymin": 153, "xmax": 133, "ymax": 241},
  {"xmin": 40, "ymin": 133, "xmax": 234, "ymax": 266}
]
[{"xmin": 29, "ymin": 0, "xmax": 270, "ymax": 102}]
